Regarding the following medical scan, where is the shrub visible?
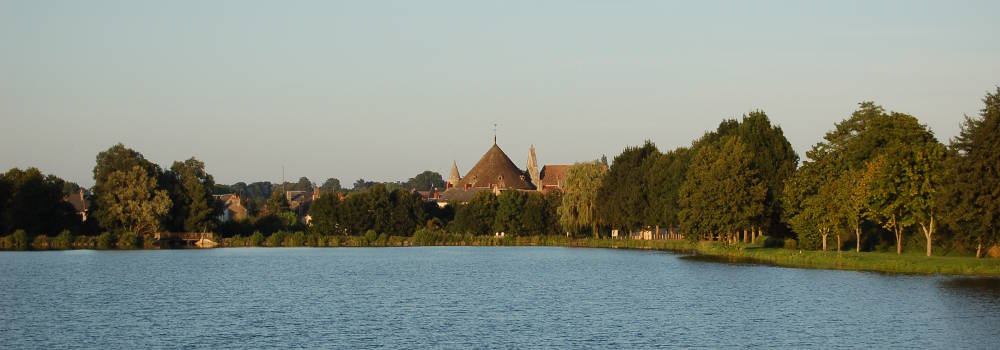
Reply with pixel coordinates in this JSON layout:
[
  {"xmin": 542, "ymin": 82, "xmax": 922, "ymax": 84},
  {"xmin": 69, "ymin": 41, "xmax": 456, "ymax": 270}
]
[
  {"xmin": 8, "ymin": 229, "xmax": 29, "ymax": 250},
  {"xmin": 364, "ymin": 230, "xmax": 378, "ymax": 245},
  {"xmin": 96, "ymin": 232, "xmax": 116, "ymax": 250},
  {"xmin": 31, "ymin": 235, "xmax": 50, "ymax": 250},
  {"xmin": 52, "ymin": 230, "xmax": 74, "ymax": 250},
  {"xmin": 759, "ymin": 235, "xmax": 783, "ymax": 248},
  {"xmin": 376, "ymin": 233, "xmax": 390, "ymax": 246},
  {"xmin": 783, "ymin": 238, "xmax": 798, "ymax": 250},
  {"xmin": 265, "ymin": 231, "xmax": 288, "ymax": 247},
  {"xmin": 285, "ymin": 231, "xmax": 306, "ymax": 247},
  {"xmin": 249, "ymin": 231, "xmax": 265, "ymax": 246},
  {"xmin": 117, "ymin": 232, "xmax": 141, "ymax": 249}
]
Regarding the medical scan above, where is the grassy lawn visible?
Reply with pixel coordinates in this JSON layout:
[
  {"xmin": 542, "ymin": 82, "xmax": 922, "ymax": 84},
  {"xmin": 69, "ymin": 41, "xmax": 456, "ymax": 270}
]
[{"xmin": 569, "ymin": 238, "xmax": 1000, "ymax": 276}]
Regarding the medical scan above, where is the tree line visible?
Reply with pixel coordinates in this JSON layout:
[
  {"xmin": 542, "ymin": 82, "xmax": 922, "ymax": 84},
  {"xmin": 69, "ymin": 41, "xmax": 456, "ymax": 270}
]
[{"xmin": 2, "ymin": 88, "xmax": 998, "ymax": 257}]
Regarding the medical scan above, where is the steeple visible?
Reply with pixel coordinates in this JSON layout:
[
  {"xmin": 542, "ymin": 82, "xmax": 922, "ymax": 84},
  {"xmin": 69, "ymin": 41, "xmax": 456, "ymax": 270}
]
[
  {"xmin": 447, "ymin": 160, "xmax": 461, "ymax": 189},
  {"xmin": 526, "ymin": 144, "xmax": 540, "ymax": 189}
]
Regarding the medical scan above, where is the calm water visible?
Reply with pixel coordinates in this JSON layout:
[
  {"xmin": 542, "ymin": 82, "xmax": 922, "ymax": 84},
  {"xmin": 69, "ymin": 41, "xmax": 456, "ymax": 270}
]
[{"xmin": 2, "ymin": 247, "xmax": 999, "ymax": 349}]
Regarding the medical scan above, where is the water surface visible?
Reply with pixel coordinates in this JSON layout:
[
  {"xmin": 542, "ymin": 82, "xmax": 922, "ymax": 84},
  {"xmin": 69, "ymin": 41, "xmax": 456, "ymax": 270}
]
[{"xmin": 2, "ymin": 247, "xmax": 998, "ymax": 349}]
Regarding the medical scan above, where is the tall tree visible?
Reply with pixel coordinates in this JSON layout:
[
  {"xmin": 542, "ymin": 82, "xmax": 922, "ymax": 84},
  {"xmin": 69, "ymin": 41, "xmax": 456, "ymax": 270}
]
[
  {"xmin": 102, "ymin": 166, "xmax": 172, "ymax": 235},
  {"xmin": 309, "ymin": 194, "xmax": 342, "ymax": 235},
  {"xmin": 941, "ymin": 88, "xmax": 1000, "ymax": 257},
  {"xmin": 166, "ymin": 158, "xmax": 217, "ymax": 232},
  {"xmin": 493, "ymin": 190, "xmax": 526, "ymax": 235},
  {"xmin": 0, "ymin": 168, "xmax": 77, "ymax": 235},
  {"xmin": 645, "ymin": 148, "xmax": 692, "ymax": 238},
  {"xmin": 320, "ymin": 178, "xmax": 342, "ymax": 193},
  {"xmin": 92, "ymin": 143, "xmax": 163, "ymax": 231},
  {"xmin": 558, "ymin": 161, "xmax": 605, "ymax": 238},
  {"xmin": 406, "ymin": 171, "xmax": 446, "ymax": 191},
  {"xmin": 597, "ymin": 141, "xmax": 659, "ymax": 235},
  {"xmin": 680, "ymin": 137, "xmax": 766, "ymax": 242}
]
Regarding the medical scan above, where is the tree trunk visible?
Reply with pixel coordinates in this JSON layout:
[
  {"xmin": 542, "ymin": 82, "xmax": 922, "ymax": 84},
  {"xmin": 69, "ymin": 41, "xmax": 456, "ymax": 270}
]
[
  {"xmin": 836, "ymin": 235, "xmax": 841, "ymax": 252},
  {"xmin": 976, "ymin": 242, "xmax": 983, "ymax": 259},
  {"xmin": 592, "ymin": 223, "xmax": 598, "ymax": 240},
  {"xmin": 920, "ymin": 216, "xmax": 935, "ymax": 257},
  {"xmin": 855, "ymin": 224, "xmax": 861, "ymax": 253},
  {"xmin": 655, "ymin": 225, "xmax": 660, "ymax": 240},
  {"xmin": 822, "ymin": 233, "xmax": 828, "ymax": 251}
]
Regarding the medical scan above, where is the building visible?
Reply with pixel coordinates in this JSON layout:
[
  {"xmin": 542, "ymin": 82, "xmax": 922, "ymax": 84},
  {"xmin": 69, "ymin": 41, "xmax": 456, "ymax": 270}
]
[
  {"xmin": 285, "ymin": 186, "xmax": 320, "ymax": 224},
  {"xmin": 64, "ymin": 188, "xmax": 90, "ymax": 222},
  {"xmin": 214, "ymin": 194, "xmax": 248, "ymax": 222},
  {"xmin": 436, "ymin": 141, "xmax": 569, "ymax": 206}
]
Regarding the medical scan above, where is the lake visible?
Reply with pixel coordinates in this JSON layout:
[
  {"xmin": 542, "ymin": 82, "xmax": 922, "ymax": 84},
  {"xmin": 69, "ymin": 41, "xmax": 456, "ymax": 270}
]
[{"xmin": 2, "ymin": 247, "xmax": 999, "ymax": 349}]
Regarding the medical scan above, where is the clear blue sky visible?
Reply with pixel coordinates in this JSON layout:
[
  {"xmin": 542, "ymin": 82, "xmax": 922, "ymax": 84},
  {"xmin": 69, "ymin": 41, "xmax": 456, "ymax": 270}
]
[{"xmin": 2, "ymin": 1, "xmax": 998, "ymax": 187}]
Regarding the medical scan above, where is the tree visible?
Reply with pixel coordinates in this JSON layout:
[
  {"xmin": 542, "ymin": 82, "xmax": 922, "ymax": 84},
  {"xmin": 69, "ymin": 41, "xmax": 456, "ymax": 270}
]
[
  {"xmin": 92, "ymin": 143, "xmax": 162, "ymax": 231},
  {"xmin": 340, "ymin": 191, "xmax": 373, "ymax": 234},
  {"xmin": 265, "ymin": 190, "xmax": 290, "ymax": 215},
  {"xmin": 645, "ymin": 148, "xmax": 692, "ymax": 239},
  {"xmin": 558, "ymin": 161, "xmax": 605, "ymax": 238},
  {"xmin": 898, "ymin": 142, "xmax": 947, "ymax": 256},
  {"xmin": 449, "ymin": 191, "xmax": 497, "ymax": 235},
  {"xmin": 597, "ymin": 141, "xmax": 659, "ymax": 235},
  {"xmin": 102, "ymin": 165, "xmax": 172, "ymax": 235},
  {"xmin": 166, "ymin": 158, "xmax": 217, "ymax": 232},
  {"xmin": 0, "ymin": 168, "xmax": 77, "ymax": 235},
  {"xmin": 406, "ymin": 171, "xmax": 446, "ymax": 191},
  {"xmin": 309, "ymin": 195, "xmax": 342, "ymax": 235},
  {"xmin": 494, "ymin": 190, "xmax": 526, "ymax": 235},
  {"xmin": 388, "ymin": 189, "xmax": 425, "ymax": 235},
  {"xmin": 320, "ymin": 178, "xmax": 342, "ymax": 193},
  {"xmin": 520, "ymin": 191, "xmax": 552, "ymax": 235},
  {"xmin": 680, "ymin": 137, "xmax": 766, "ymax": 242},
  {"xmin": 941, "ymin": 88, "xmax": 1000, "ymax": 258}
]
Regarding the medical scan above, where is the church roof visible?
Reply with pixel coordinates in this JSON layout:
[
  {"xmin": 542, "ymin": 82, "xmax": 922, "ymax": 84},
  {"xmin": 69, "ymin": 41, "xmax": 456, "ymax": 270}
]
[
  {"xmin": 448, "ymin": 160, "xmax": 461, "ymax": 185},
  {"xmin": 454, "ymin": 143, "xmax": 535, "ymax": 190},
  {"xmin": 539, "ymin": 164, "xmax": 571, "ymax": 188}
]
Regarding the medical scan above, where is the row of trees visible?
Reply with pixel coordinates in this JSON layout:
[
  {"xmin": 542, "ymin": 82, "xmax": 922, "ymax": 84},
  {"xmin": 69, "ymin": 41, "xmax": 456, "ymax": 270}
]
[{"xmin": 548, "ymin": 89, "xmax": 998, "ymax": 257}]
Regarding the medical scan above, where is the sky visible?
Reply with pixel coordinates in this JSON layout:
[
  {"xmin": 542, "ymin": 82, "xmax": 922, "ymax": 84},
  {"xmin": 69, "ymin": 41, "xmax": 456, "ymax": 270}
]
[{"xmin": 2, "ymin": 0, "xmax": 998, "ymax": 187}]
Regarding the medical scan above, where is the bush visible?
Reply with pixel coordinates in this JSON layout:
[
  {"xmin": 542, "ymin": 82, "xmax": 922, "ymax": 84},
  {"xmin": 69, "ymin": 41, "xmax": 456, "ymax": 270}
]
[
  {"xmin": 249, "ymin": 231, "xmax": 265, "ymax": 246},
  {"xmin": 96, "ymin": 232, "xmax": 116, "ymax": 250},
  {"xmin": 376, "ymin": 233, "xmax": 390, "ymax": 246},
  {"xmin": 759, "ymin": 235, "xmax": 784, "ymax": 248},
  {"xmin": 783, "ymin": 238, "xmax": 798, "ymax": 250},
  {"xmin": 364, "ymin": 230, "xmax": 378, "ymax": 245},
  {"xmin": 265, "ymin": 231, "xmax": 288, "ymax": 247},
  {"xmin": 117, "ymin": 232, "xmax": 142, "ymax": 249},
  {"xmin": 285, "ymin": 231, "xmax": 306, "ymax": 247},
  {"xmin": 31, "ymin": 235, "xmax": 50, "ymax": 250},
  {"xmin": 52, "ymin": 230, "xmax": 74, "ymax": 250}
]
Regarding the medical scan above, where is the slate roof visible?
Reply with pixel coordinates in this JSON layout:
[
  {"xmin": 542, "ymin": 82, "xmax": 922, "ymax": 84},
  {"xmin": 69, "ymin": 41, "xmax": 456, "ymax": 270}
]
[
  {"xmin": 453, "ymin": 143, "xmax": 535, "ymax": 191},
  {"xmin": 437, "ymin": 187, "xmax": 492, "ymax": 203}
]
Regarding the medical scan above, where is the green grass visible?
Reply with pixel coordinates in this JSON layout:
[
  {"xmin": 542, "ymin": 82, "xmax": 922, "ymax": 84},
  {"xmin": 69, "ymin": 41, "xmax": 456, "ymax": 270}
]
[{"xmin": 565, "ymin": 238, "xmax": 1000, "ymax": 276}]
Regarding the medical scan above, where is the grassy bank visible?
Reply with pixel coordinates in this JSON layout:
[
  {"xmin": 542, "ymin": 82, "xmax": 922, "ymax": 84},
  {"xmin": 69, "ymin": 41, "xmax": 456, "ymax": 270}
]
[{"xmin": 3, "ymin": 230, "xmax": 998, "ymax": 276}]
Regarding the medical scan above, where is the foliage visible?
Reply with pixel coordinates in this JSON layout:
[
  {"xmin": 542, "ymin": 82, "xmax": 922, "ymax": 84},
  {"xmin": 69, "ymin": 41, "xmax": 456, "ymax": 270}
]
[
  {"xmin": 0, "ymin": 167, "xmax": 78, "ymax": 235},
  {"xmin": 319, "ymin": 178, "xmax": 342, "ymax": 193},
  {"xmin": 406, "ymin": 171, "xmax": 446, "ymax": 191},
  {"xmin": 679, "ymin": 137, "xmax": 766, "ymax": 241},
  {"xmin": 165, "ymin": 158, "xmax": 217, "ymax": 232},
  {"xmin": 92, "ymin": 143, "xmax": 163, "ymax": 231},
  {"xmin": 449, "ymin": 191, "xmax": 498, "ymax": 235},
  {"xmin": 558, "ymin": 161, "xmax": 605, "ymax": 238},
  {"xmin": 941, "ymin": 87, "xmax": 1000, "ymax": 257},
  {"xmin": 493, "ymin": 190, "xmax": 526, "ymax": 235},
  {"xmin": 101, "ymin": 165, "xmax": 172, "ymax": 235},
  {"xmin": 96, "ymin": 232, "xmax": 116, "ymax": 250},
  {"xmin": 597, "ymin": 141, "xmax": 659, "ymax": 232}
]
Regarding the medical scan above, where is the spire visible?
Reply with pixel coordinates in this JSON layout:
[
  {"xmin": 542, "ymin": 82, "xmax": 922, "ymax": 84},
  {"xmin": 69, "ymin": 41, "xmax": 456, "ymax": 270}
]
[
  {"xmin": 527, "ymin": 144, "xmax": 540, "ymax": 189},
  {"xmin": 447, "ymin": 160, "xmax": 461, "ymax": 188},
  {"xmin": 493, "ymin": 123, "xmax": 498, "ymax": 145}
]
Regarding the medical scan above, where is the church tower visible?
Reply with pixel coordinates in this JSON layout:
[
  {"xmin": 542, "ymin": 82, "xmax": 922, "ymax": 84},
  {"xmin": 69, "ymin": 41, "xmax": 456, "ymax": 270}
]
[
  {"xmin": 526, "ymin": 144, "xmax": 540, "ymax": 189},
  {"xmin": 447, "ymin": 160, "xmax": 461, "ymax": 189}
]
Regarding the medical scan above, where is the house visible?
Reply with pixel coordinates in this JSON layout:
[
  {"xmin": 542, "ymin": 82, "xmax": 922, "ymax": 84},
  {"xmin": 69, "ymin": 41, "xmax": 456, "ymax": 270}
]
[
  {"xmin": 214, "ymin": 194, "xmax": 248, "ymax": 222},
  {"xmin": 64, "ymin": 188, "xmax": 90, "ymax": 222},
  {"xmin": 436, "ymin": 141, "xmax": 571, "ymax": 207},
  {"xmin": 286, "ymin": 186, "xmax": 320, "ymax": 224}
]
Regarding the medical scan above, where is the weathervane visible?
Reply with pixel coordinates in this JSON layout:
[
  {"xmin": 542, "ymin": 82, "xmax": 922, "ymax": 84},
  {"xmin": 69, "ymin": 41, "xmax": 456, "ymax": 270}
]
[{"xmin": 493, "ymin": 123, "xmax": 498, "ymax": 144}]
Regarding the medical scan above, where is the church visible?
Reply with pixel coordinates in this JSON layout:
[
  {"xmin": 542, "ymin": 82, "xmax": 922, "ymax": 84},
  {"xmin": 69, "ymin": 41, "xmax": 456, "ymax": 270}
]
[{"xmin": 436, "ymin": 139, "xmax": 570, "ymax": 206}]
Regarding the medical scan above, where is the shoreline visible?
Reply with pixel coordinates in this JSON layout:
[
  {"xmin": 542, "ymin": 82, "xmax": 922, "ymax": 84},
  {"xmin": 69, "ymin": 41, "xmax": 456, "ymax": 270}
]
[{"xmin": 4, "ymin": 235, "xmax": 999, "ymax": 277}]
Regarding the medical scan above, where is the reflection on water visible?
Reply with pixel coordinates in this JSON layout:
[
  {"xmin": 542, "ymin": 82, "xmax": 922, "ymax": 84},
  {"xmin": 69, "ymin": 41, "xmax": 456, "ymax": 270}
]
[{"xmin": 1, "ymin": 247, "xmax": 999, "ymax": 349}]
